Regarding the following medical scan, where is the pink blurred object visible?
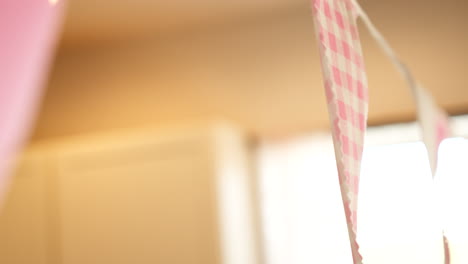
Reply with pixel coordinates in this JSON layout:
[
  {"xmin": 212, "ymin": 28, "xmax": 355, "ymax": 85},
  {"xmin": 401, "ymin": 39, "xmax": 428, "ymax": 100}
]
[{"xmin": 0, "ymin": 0, "xmax": 65, "ymax": 201}]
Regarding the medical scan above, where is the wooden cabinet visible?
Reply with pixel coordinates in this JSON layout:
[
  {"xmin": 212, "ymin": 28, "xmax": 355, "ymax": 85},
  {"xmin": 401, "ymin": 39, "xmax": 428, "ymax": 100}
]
[{"xmin": 0, "ymin": 123, "xmax": 259, "ymax": 264}]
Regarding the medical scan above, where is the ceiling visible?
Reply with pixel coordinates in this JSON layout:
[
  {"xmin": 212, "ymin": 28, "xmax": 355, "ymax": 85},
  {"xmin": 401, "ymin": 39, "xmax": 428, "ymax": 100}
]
[{"xmin": 32, "ymin": 0, "xmax": 468, "ymax": 142}]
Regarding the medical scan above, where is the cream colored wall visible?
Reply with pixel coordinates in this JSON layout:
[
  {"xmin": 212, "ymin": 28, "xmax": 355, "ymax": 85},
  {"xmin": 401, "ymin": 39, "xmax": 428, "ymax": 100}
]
[
  {"xmin": 0, "ymin": 123, "xmax": 259, "ymax": 264},
  {"xmin": 33, "ymin": 2, "xmax": 468, "ymax": 142},
  {"xmin": 55, "ymin": 129, "xmax": 221, "ymax": 264}
]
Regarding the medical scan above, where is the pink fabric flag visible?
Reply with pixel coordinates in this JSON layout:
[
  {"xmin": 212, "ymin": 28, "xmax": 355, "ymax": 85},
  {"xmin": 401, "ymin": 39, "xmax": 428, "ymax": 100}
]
[
  {"xmin": 350, "ymin": 0, "xmax": 452, "ymax": 261},
  {"xmin": 0, "ymin": 0, "xmax": 65, "ymax": 202},
  {"xmin": 312, "ymin": 0, "xmax": 368, "ymax": 263},
  {"xmin": 413, "ymin": 84, "xmax": 451, "ymax": 176},
  {"xmin": 347, "ymin": 0, "xmax": 451, "ymax": 177},
  {"xmin": 413, "ymin": 84, "xmax": 451, "ymax": 264}
]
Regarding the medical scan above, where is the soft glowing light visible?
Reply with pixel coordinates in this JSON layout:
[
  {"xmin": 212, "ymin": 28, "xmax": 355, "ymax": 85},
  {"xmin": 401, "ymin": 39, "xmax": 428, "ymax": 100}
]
[
  {"xmin": 258, "ymin": 117, "xmax": 468, "ymax": 264},
  {"xmin": 49, "ymin": 0, "xmax": 58, "ymax": 5}
]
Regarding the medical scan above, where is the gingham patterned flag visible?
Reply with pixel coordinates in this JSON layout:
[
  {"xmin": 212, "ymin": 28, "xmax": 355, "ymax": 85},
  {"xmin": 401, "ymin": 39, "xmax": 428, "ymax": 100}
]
[{"xmin": 312, "ymin": 0, "xmax": 367, "ymax": 263}]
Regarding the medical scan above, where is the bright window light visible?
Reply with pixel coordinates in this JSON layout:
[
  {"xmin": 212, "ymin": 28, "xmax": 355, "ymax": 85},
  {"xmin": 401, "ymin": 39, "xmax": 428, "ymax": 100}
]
[{"xmin": 257, "ymin": 116, "xmax": 468, "ymax": 264}]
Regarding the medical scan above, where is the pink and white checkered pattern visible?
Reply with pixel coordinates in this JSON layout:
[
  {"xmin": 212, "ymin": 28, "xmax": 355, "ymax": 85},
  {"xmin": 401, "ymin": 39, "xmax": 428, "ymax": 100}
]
[
  {"xmin": 313, "ymin": 0, "xmax": 452, "ymax": 263},
  {"xmin": 312, "ymin": 0, "xmax": 367, "ymax": 263}
]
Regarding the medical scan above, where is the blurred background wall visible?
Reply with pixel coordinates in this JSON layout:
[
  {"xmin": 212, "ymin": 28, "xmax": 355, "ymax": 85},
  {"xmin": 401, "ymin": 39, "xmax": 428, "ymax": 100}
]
[
  {"xmin": 33, "ymin": 0, "xmax": 468, "ymax": 142},
  {"xmin": 1, "ymin": 0, "xmax": 468, "ymax": 263}
]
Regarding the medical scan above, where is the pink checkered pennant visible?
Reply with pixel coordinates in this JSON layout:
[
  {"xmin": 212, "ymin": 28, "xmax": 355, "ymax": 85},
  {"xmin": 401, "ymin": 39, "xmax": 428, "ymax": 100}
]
[{"xmin": 312, "ymin": 0, "xmax": 367, "ymax": 263}]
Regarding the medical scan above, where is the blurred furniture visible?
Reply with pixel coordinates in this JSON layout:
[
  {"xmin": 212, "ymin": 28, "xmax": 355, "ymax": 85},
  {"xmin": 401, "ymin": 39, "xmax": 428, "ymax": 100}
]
[
  {"xmin": 0, "ymin": 153, "xmax": 49, "ymax": 264},
  {"xmin": 0, "ymin": 123, "xmax": 260, "ymax": 264}
]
